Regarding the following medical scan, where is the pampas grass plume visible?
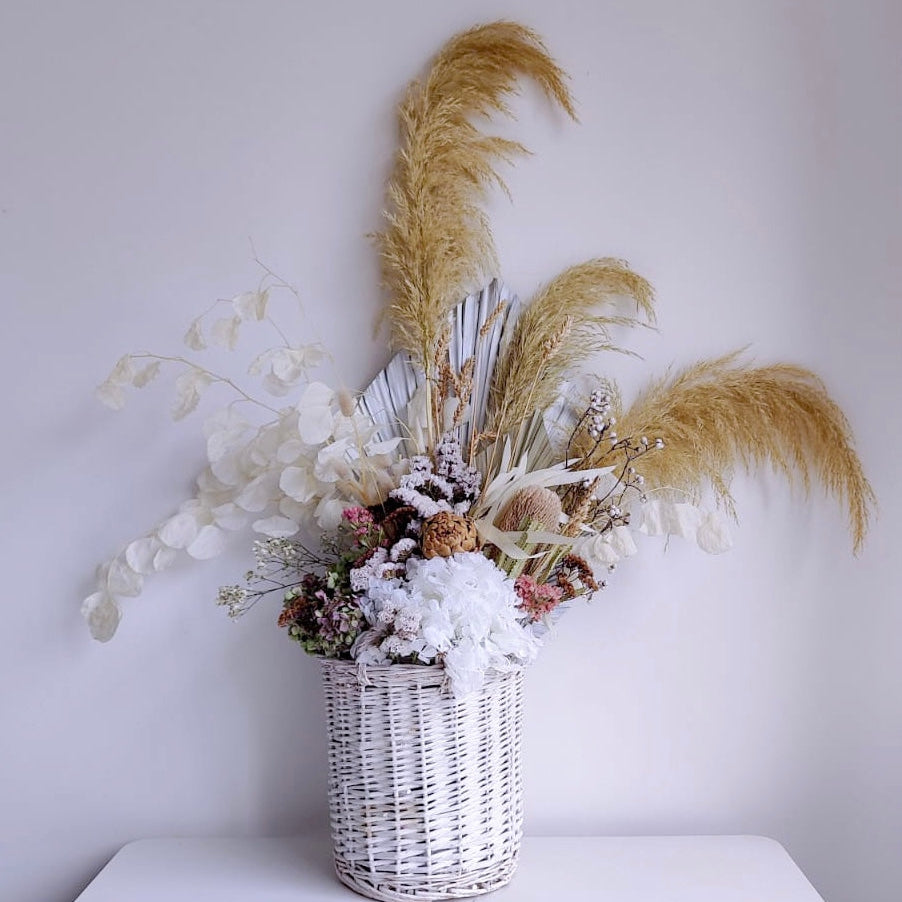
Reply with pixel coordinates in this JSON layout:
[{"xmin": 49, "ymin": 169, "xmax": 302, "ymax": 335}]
[
  {"xmin": 607, "ymin": 353, "xmax": 875, "ymax": 553},
  {"xmin": 378, "ymin": 21, "xmax": 576, "ymax": 367}
]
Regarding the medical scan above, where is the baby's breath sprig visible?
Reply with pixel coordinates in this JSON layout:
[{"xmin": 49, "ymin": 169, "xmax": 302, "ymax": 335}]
[{"xmin": 216, "ymin": 538, "xmax": 335, "ymax": 619}]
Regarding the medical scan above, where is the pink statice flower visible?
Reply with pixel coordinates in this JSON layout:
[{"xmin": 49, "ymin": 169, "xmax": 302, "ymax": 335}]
[
  {"xmin": 514, "ymin": 575, "xmax": 564, "ymax": 622},
  {"xmin": 342, "ymin": 506, "xmax": 375, "ymax": 539}
]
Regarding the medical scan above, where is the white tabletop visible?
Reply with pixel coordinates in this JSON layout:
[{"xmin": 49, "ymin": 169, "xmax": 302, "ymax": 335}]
[{"xmin": 75, "ymin": 834, "xmax": 824, "ymax": 901}]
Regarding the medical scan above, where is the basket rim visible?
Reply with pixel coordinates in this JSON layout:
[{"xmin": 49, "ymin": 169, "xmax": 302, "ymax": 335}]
[
  {"xmin": 318, "ymin": 658, "xmax": 527, "ymax": 675},
  {"xmin": 318, "ymin": 657, "xmax": 526, "ymax": 691},
  {"xmin": 318, "ymin": 657, "xmax": 443, "ymax": 674}
]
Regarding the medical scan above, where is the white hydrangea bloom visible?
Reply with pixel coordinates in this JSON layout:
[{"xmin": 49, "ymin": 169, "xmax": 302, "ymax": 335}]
[
  {"xmin": 443, "ymin": 641, "xmax": 490, "ymax": 699},
  {"xmin": 353, "ymin": 552, "xmax": 540, "ymax": 699}
]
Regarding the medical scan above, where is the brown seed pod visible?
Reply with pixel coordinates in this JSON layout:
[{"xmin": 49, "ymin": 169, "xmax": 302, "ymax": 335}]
[{"xmin": 422, "ymin": 511, "xmax": 481, "ymax": 559}]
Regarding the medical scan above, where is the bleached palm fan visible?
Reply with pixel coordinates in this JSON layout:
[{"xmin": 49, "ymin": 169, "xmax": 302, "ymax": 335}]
[{"xmin": 359, "ymin": 279, "xmax": 521, "ymax": 456}]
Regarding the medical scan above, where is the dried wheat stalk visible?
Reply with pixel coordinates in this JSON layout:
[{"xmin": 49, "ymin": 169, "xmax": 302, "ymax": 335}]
[{"xmin": 489, "ymin": 258, "xmax": 655, "ymax": 434}]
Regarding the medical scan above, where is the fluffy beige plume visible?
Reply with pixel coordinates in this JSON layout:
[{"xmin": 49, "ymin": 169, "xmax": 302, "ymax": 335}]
[
  {"xmin": 489, "ymin": 258, "xmax": 655, "ymax": 433},
  {"xmin": 378, "ymin": 21, "xmax": 576, "ymax": 367},
  {"xmin": 606, "ymin": 353, "xmax": 875, "ymax": 553}
]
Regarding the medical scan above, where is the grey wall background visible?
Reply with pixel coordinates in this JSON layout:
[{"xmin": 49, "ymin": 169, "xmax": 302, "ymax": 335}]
[{"xmin": 1, "ymin": 1, "xmax": 899, "ymax": 900}]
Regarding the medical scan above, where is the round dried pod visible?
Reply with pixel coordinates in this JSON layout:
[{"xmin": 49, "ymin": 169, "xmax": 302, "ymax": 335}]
[
  {"xmin": 377, "ymin": 504, "xmax": 418, "ymax": 546},
  {"xmin": 494, "ymin": 485, "xmax": 562, "ymax": 532},
  {"xmin": 422, "ymin": 511, "xmax": 480, "ymax": 559}
]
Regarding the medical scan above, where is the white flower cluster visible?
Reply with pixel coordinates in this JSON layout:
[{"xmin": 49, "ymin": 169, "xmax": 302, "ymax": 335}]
[
  {"xmin": 390, "ymin": 456, "xmax": 453, "ymax": 518},
  {"xmin": 389, "ymin": 434, "xmax": 481, "ymax": 519},
  {"xmin": 432, "ymin": 433, "xmax": 482, "ymax": 499},
  {"xmin": 349, "ymin": 548, "xmax": 405, "ymax": 592},
  {"xmin": 352, "ymin": 552, "xmax": 540, "ymax": 699}
]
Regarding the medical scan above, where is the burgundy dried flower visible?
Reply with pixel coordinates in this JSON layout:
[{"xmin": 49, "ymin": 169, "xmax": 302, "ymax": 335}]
[{"xmin": 557, "ymin": 554, "xmax": 599, "ymax": 598}]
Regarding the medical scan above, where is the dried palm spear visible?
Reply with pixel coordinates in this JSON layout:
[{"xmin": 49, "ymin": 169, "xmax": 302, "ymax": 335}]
[
  {"xmin": 377, "ymin": 21, "xmax": 576, "ymax": 369},
  {"xmin": 596, "ymin": 353, "xmax": 874, "ymax": 552}
]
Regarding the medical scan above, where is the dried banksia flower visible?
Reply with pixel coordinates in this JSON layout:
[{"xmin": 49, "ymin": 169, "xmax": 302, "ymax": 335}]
[
  {"xmin": 422, "ymin": 511, "xmax": 480, "ymax": 558},
  {"xmin": 495, "ymin": 485, "xmax": 563, "ymax": 532}
]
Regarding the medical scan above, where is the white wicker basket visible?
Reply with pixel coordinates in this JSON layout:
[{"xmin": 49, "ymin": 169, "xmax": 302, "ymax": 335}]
[{"xmin": 320, "ymin": 659, "xmax": 524, "ymax": 901}]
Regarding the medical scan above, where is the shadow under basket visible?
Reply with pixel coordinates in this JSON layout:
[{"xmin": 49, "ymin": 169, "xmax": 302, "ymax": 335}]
[{"xmin": 320, "ymin": 659, "xmax": 524, "ymax": 901}]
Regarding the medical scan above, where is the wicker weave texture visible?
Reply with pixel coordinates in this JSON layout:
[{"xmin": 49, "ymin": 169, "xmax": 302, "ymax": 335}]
[{"xmin": 321, "ymin": 660, "xmax": 524, "ymax": 901}]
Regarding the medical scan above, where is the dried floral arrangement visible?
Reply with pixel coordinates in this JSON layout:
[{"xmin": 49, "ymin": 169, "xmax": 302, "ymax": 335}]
[{"xmin": 84, "ymin": 22, "xmax": 873, "ymax": 698}]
